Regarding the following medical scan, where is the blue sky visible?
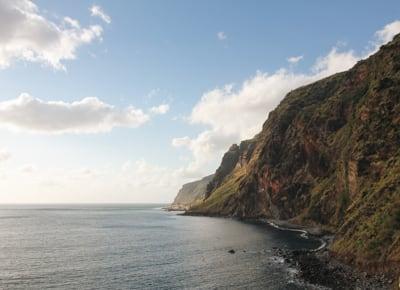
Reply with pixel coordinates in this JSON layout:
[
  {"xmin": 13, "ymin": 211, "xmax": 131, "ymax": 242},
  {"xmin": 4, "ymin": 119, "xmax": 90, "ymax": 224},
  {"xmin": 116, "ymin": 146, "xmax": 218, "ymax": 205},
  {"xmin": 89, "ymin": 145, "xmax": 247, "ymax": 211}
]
[{"xmin": 0, "ymin": 0, "xmax": 399, "ymax": 203}]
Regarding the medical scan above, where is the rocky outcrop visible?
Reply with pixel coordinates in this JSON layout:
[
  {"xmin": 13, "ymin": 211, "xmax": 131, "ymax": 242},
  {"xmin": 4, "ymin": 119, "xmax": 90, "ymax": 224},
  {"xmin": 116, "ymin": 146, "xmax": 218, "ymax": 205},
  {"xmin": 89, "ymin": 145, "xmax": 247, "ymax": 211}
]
[
  {"xmin": 187, "ymin": 34, "xmax": 400, "ymax": 274},
  {"xmin": 168, "ymin": 174, "xmax": 214, "ymax": 210},
  {"xmin": 205, "ymin": 141, "xmax": 255, "ymax": 199}
]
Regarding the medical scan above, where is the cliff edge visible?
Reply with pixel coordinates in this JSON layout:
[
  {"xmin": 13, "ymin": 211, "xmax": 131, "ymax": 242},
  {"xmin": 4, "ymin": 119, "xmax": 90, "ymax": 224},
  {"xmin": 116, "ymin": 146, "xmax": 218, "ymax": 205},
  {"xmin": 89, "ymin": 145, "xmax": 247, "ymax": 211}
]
[
  {"xmin": 168, "ymin": 174, "xmax": 214, "ymax": 210},
  {"xmin": 187, "ymin": 34, "xmax": 400, "ymax": 274}
]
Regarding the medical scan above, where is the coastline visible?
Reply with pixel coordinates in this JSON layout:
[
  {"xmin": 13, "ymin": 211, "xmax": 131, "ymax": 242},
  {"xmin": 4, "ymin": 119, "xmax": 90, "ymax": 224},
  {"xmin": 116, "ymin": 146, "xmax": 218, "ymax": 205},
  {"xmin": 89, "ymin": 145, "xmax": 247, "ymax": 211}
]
[
  {"xmin": 261, "ymin": 218, "xmax": 329, "ymax": 251},
  {"xmin": 262, "ymin": 218, "xmax": 394, "ymax": 289},
  {"xmin": 279, "ymin": 248, "xmax": 394, "ymax": 289},
  {"xmin": 179, "ymin": 210, "xmax": 395, "ymax": 289}
]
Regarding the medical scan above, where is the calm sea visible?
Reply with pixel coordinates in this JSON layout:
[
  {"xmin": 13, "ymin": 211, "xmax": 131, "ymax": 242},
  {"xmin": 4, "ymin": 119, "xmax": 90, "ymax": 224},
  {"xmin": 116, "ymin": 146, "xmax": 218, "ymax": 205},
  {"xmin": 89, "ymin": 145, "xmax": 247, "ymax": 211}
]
[{"xmin": 0, "ymin": 204, "xmax": 322, "ymax": 289}]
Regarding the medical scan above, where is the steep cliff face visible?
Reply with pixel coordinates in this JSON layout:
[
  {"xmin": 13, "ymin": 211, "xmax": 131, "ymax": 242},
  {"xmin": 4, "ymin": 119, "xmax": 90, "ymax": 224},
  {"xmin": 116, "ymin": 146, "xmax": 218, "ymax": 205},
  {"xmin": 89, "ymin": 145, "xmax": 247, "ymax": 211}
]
[
  {"xmin": 205, "ymin": 141, "xmax": 256, "ymax": 199},
  {"xmin": 188, "ymin": 34, "xmax": 400, "ymax": 271},
  {"xmin": 168, "ymin": 174, "xmax": 214, "ymax": 210}
]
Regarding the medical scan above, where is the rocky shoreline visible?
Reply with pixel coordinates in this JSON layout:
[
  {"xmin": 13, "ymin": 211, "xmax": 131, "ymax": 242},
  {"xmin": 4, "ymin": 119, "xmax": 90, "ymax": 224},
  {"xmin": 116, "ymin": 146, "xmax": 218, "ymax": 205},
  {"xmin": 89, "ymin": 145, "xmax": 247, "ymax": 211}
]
[
  {"xmin": 277, "ymin": 248, "xmax": 395, "ymax": 289},
  {"xmin": 264, "ymin": 218, "xmax": 395, "ymax": 289},
  {"xmin": 182, "ymin": 212, "xmax": 397, "ymax": 289}
]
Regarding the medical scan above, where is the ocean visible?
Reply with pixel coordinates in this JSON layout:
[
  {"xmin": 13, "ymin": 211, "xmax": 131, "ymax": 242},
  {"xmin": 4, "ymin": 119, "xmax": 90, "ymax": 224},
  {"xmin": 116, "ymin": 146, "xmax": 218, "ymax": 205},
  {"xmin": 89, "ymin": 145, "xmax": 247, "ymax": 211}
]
[{"xmin": 0, "ymin": 204, "xmax": 322, "ymax": 289}]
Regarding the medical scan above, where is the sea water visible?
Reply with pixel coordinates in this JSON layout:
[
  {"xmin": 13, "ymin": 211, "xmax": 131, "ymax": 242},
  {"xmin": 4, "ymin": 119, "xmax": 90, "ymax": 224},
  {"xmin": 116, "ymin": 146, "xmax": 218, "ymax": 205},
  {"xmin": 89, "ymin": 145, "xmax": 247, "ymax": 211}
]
[{"xmin": 0, "ymin": 204, "xmax": 322, "ymax": 289}]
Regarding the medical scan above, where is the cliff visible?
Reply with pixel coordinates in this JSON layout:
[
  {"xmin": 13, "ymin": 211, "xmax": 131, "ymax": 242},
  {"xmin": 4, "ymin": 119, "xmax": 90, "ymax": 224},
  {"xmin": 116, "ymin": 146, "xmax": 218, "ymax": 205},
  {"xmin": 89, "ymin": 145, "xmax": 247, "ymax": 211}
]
[
  {"xmin": 188, "ymin": 34, "xmax": 400, "ymax": 273},
  {"xmin": 168, "ymin": 174, "xmax": 214, "ymax": 210}
]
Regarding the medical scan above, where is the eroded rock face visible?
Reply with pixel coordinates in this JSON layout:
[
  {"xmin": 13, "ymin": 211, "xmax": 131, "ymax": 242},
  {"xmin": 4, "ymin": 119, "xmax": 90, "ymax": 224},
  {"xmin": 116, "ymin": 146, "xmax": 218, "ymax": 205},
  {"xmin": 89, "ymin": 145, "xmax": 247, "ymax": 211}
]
[
  {"xmin": 205, "ymin": 141, "xmax": 255, "ymax": 199},
  {"xmin": 168, "ymin": 174, "xmax": 214, "ymax": 211},
  {"xmin": 188, "ymin": 34, "xmax": 400, "ymax": 273}
]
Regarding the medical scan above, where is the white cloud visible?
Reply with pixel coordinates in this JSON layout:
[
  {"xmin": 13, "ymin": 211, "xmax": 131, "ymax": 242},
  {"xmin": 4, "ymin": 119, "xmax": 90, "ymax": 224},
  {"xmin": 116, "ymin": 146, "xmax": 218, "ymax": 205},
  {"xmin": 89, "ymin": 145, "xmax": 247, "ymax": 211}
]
[
  {"xmin": 20, "ymin": 164, "xmax": 36, "ymax": 173},
  {"xmin": 90, "ymin": 5, "xmax": 111, "ymax": 24},
  {"xmin": 173, "ymin": 20, "xmax": 400, "ymax": 178},
  {"xmin": 0, "ymin": 149, "xmax": 11, "ymax": 162},
  {"xmin": 311, "ymin": 48, "xmax": 359, "ymax": 77},
  {"xmin": 0, "ymin": 159, "xmax": 190, "ymax": 203},
  {"xmin": 0, "ymin": 93, "xmax": 150, "ymax": 134},
  {"xmin": 172, "ymin": 136, "xmax": 191, "ymax": 147},
  {"xmin": 0, "ymin": 0, "xmax": 104, "ymax": 70},
  {"xmin": 150, "ymin": 104, "xmax": 170, "ymax": 115},
  {"xmin": 217, "ymin": 31, "xmax": 227, "ymax": 40},
  {"xmin": 76, "ymin": 168, "xmax": 96, "ymax": 177},
  {"xmin": 287, "ymin": 55, "xmax": 303, "ymax": 64},
  {"xmin": 146, "ymin": 88, "xmax": 160, "ymax": 99},
  {"xmin": 124, "ymin": 159, "xmax": 180, "ymax": 188},
  {"xmin": 175, "ymin": 71, "xmax": 312, "ymax": 175},
  {"xmin": 374, "ymin": 20, "xmax": 400, "ymax": 46},
  {"xmin": 63, "ymin": 17, "xmax": 80, "ymax": 29}
]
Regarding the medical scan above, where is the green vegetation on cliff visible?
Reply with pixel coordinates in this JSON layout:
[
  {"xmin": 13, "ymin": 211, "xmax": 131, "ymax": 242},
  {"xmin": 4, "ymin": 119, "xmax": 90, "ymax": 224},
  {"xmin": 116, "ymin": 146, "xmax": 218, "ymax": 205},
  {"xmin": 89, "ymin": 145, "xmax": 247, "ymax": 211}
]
[{"xmin": 187, "ymin": 34, "xmax": 400, "ymax": 272}]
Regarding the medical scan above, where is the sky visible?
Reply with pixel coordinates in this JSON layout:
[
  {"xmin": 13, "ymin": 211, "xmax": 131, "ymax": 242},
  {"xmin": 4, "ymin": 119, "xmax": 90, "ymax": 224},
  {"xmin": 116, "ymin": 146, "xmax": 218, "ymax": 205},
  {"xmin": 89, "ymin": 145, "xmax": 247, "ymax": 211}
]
[{"xmin": 0, "ymin": 0, "xmax": 399, "ymax": 203}]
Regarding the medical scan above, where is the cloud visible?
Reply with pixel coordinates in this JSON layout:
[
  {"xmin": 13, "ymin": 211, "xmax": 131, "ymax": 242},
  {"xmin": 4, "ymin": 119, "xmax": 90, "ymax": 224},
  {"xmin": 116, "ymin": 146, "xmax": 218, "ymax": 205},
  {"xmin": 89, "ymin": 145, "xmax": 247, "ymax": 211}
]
[
  {"xmin": 146, "ymin": 88, "xmax": 160, "ymax": 99},
  {"xmin": 217, "ymin": 31, "xmax": 227, "ymax": 40},
  {"xmin": 123, "ymin": 159, "xmax": 181, "ymax": 188},
  {"xmin": 20, "ymin": 164, "xmax": 36, "ymax": 173},
  {"xmin": 150, "ymin": 104, "xmax": 170, "ymax": 115},
  {"xmin": 374, "ymin": 20, "xmax": 400, "ymax": 46},
  {"xmin": 312, "ymin": 48, "xmax": 359, "ymax": 77},
  {"xmin": 0, "ymin": 149, "xmax": 11, "ymax": 162},
  {"xmin": 76, "ymin": 168, "xmax": 96, "ymax": 177},
  {"xmin": 287, "ymin": 55, "xmax": 303, "ymax": 64},
  {"xmin": 0, "ymin": 93, "xmax": 151, "ymax": 134},
  {"xmin": 0, "ymin": 0, "xmax": 104, "ymax": 70},
  {"xmin": 172, "ymin": 136, "xmax": 191, "ymax": 147},
  {"xmin": 0, "ymin": 159, "xmax": 190, "ymax": 203},
  {"xmin": 173, "ymin": 20, "xmax": 400, "ymax": 178},
  {"xmin": 63, "ymin": 17, "xmax": 80, "ymax": 29},
  {"xmin": 90, "ymin": 5, "xmax": 111, "ymax": 24},
  {"xmin": 172, "ymin": 130, "xmax": 239, "ymax": 178},
  {"xmin": 175, "ymin": 71, "xmax": 312, "ymax": 175}
]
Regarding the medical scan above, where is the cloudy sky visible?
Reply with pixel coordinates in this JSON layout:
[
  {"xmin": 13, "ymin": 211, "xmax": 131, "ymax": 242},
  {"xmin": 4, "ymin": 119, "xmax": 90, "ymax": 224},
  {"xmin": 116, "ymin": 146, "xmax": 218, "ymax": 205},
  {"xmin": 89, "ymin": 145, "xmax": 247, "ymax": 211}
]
[{"xmin": 0, "ymin": 0, "xmax": 399, "ymax": 203}]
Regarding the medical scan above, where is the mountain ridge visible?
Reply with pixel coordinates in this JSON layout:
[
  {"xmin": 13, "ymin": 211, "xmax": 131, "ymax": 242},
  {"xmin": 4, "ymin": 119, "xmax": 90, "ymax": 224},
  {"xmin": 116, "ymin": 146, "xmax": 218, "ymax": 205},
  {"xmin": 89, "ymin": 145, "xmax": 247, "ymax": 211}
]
[{"xmin": 185, "ymin": 33, "xmax": 400, "ymax": 274}]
